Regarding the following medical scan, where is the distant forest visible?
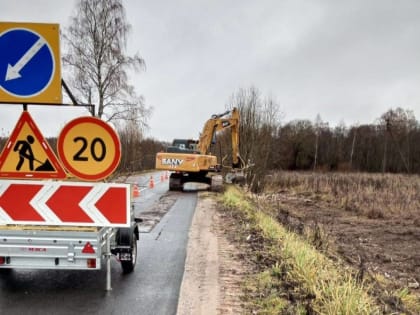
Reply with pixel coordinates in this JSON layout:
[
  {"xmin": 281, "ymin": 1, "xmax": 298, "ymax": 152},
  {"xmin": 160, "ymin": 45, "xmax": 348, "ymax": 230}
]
[{"xmin": 270, "ymin": 107, "xmax": 418, "ymax": 174}]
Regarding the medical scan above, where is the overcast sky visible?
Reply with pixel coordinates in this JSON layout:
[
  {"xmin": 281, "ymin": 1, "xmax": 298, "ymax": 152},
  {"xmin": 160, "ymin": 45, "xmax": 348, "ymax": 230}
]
[{"xmin": 1, "ymin": 0, "xmax": 420, "ymax": 142}]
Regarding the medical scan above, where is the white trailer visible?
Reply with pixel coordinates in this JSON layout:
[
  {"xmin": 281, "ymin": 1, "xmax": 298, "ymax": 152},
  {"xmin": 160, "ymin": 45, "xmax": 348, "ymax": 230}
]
[{"xmin": 0, "ymin": 180, "xmax": 139, "ymax": 290}]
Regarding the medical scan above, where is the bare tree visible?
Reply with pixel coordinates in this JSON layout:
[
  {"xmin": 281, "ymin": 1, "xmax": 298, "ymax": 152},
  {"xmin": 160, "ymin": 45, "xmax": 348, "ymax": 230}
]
[
  {"xmin": 229, "ymin": 87, "xmax": 280, "ymax": 193},
  {"xmin": 63, "ymin": 0, "xmax": 150, "ymax": 129},
  {"xmin": 379, "ymin": 108, "xmax": 415, "ymax": 173},
  {"xmin": 313, "ymin": 114, "xmax": 322, "ymax": 170},
  {"xmin": 349, "ymin": 123, "xmax": 358, "ymax": 170}
]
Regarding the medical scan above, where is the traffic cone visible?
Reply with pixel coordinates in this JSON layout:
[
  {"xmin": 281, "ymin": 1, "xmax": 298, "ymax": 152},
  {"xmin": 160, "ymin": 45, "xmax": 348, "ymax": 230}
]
[
  {"xmin": 160, "ymin": 173, "xmax": 164, "ymax": 182},
  {"xmin": 132, "ymin": 184, "xmax": 140, "ymax": 197},
  {"xmin": 149, "ymin": 176, "xmax": 154, "ymax": 189},
  {"xmin": 165, "ymin": 171, "xmax": 169, "ymax": 180}
]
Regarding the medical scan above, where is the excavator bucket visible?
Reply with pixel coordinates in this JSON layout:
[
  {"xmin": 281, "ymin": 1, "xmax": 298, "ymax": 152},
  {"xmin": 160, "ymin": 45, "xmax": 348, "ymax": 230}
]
[{"xmin": 225, "ymin": 170, "xmax": 246, "ymax": 185}]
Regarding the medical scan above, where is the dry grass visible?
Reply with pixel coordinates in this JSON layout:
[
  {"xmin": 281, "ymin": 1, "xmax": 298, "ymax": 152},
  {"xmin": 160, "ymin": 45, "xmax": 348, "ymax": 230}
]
[
  {"xmin": 222, "ymin": 186, "xmax": 379, "ymax": 314},
  {"xmin": 258, "ymin": 171, "xmax": 420, "ymax": 314},
  {"xmin": 265, "ymin": 171, "xmax": 420, "ymax": 220}
]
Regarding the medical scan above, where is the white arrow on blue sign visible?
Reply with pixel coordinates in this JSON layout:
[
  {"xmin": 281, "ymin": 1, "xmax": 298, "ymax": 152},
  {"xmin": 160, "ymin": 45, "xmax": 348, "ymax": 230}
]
[{"xmin": 0, "ymin": 28, "xmax": 55, "ymax": 98}]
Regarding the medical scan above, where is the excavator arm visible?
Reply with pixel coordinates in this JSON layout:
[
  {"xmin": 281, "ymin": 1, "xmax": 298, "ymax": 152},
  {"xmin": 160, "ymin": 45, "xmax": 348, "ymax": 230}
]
[{"xmin": 197, "ymin": 107, "xmax": 242, "ymax": 168}]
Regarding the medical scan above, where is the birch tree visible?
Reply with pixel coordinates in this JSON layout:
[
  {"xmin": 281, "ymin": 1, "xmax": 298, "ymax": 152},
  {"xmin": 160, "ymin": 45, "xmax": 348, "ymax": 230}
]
[{"xmin": 63, "ymin": 0, "xmax": 150, "ymax": 130}]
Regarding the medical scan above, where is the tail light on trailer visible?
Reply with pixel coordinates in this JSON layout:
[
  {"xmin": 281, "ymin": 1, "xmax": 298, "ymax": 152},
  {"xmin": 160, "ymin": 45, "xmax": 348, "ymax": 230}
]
[{"xmin": 87, "ymin": 258, "xmax": 96, "ymax": 268}]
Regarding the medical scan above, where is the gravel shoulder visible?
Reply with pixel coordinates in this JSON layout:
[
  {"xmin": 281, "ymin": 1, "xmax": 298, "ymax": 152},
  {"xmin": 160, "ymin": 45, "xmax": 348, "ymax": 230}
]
[{"xmin": 177, "ymin": 193, "xmax": 245, "ymax": 315}]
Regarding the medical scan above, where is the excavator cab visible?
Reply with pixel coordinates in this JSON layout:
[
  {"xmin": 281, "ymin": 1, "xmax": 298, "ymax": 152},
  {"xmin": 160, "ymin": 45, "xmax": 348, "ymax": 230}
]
[{"xmin": 166, "ymin": 139, "xmax": 199, "ymax": 154}]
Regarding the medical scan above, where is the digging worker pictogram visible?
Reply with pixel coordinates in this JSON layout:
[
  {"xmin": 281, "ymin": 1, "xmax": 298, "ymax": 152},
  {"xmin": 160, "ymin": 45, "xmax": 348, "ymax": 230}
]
[
  {"xmin": 13, "ymin": 135, "xmax": 35, "ymax": 170},
  {"xmin": 13, "ymin": 134, "xmax": 54, "ymax": 171}
]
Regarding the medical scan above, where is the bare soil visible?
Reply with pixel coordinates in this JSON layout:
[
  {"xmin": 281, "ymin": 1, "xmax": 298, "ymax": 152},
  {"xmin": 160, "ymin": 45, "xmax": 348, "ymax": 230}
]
[{"xmin": 270, "ymin": 191, "xmax": 420, "ymax": 293}]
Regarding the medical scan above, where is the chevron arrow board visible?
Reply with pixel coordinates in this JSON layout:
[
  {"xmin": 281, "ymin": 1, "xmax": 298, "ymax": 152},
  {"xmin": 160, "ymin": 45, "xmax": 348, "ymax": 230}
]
[{"xmin": 0, "ymin": 180, "xmax": 130, "ymax": 227}]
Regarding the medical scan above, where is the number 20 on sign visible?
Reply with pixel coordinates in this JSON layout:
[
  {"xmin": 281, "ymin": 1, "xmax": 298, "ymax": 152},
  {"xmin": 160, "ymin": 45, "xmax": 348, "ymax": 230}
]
[{"xmin": 57, "ymin": 117, "xmax": 121, "ymax": 181}]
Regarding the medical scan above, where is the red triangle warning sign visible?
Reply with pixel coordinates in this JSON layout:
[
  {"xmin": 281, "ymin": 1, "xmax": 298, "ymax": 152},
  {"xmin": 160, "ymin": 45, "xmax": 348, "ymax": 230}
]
[{"xmin": 0, "ymin": 111, "xmax": 67, "ymax": 179}]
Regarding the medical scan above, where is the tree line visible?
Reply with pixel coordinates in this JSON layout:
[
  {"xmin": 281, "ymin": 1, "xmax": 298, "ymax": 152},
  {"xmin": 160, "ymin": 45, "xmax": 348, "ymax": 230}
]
[{"xmin": 271, "ymin": 106, "xmax": 419, "ymax": 174}]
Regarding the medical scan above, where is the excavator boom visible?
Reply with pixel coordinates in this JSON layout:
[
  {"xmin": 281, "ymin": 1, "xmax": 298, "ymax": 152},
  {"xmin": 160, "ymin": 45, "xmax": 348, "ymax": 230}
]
[{"xmin": 197, "ymin": 108, "xmax": 241, "ymax": 167}]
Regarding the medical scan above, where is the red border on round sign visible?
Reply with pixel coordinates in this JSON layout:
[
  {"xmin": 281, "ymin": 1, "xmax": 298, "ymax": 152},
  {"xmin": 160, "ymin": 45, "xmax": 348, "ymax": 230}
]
[{"xmin": 57, "ymin": 116, "xmax": 121, "ymax": 181}]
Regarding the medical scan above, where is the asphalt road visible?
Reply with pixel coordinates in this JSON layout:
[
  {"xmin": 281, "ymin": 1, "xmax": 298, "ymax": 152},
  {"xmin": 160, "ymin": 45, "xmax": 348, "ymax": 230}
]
[{"xmin": 0, "ymin": 172, "xmax": 198, "ymax": 315}]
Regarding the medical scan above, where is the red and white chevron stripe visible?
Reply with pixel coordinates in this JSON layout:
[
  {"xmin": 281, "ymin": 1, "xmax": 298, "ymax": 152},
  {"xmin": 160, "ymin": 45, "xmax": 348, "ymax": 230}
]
[{"xmin": 0, "ymin": 180, "xmax": 130, "ymax": 227}]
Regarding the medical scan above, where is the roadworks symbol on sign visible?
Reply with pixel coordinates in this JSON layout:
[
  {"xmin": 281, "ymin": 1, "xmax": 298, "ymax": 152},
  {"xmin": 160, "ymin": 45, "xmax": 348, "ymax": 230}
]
[{"xmin": 0, "ymin": 111, "xmax": 67, "ymax": 179}]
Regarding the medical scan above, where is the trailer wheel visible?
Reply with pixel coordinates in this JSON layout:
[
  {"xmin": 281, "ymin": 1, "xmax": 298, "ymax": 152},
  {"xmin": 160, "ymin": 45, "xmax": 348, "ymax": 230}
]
[{"xmin": 121, "ymin": 230, "xmax": 138, "ymax": 274}]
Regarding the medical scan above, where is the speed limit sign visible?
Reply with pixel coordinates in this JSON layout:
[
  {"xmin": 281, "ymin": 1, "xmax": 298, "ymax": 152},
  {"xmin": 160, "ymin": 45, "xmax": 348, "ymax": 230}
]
[{"xmin": 57, "ymin": 116, "xmax": 121, "ymax": 181}]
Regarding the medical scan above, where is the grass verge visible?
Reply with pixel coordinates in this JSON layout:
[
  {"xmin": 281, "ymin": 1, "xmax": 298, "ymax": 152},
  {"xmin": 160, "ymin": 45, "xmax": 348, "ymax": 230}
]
[{"xmin": 221, "ymin": 185, "xmax": 379, "ymax": 314}]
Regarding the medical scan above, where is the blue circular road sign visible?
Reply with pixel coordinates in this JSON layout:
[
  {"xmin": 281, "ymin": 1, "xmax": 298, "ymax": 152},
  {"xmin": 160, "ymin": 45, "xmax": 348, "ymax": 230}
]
[{"xmin": 0, "ymin": 28, "xmax": 55, "ymax": 98}]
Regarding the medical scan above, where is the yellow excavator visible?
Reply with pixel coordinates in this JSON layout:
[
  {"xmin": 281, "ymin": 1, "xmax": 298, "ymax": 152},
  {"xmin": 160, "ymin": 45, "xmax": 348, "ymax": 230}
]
[{"xmin": 155, "ymin": 107, "xmax": 245, "ymax": 191}]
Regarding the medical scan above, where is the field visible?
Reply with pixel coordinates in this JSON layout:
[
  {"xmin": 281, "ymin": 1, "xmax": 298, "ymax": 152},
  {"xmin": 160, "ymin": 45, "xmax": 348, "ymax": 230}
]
[{"xmin": 257, "ymin": 171, "xmax": 420, "ymax": 312}]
